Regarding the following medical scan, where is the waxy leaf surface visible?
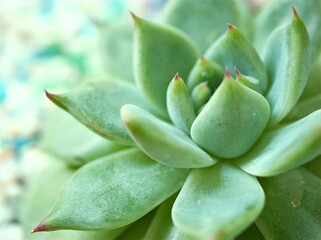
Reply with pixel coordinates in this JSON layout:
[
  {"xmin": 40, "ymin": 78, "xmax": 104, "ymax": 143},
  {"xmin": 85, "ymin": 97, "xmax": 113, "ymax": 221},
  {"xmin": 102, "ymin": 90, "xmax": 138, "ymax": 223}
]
[
  {"xmin": 161, "ymin": 0, "xmax": 242, "ymax": 52},
  {"xmin": 263, "ymin": 12, "xmax": 311, "ymax": 125},
  {"xmin": 172, "ymin": 162, "xmax": 265, "ymax": 239},
  {"xmin": 256, "ymin": 168, "xmax": 321, "ymax": 240},
  {"xmin": 191, "ymin": 75, "xmax": 270, "ymax": 158},
  {"xmin": 205, "ymin": 26, "xmax": 268, "ymax": 93},
  {"xmin": 37, "ymin": 149, "xmax": 189, "ymax": 231},
  {"xmin": 133, "ymin": 16, "xmax": 198, "ymax": 117},
  {"xmin": 121, "ymin": 104, "xmax": 216, "ymax": 168},
  {"xmin": 167, "ymin": 75, "xmax": 196, "ymax": 133},
  {"xmin": 46, "ymin": 80, "xmax": 151, "ymax": 146},
  {"xmin": 236, "ymin": 110, "xmax": 321, "ymax": 177}
]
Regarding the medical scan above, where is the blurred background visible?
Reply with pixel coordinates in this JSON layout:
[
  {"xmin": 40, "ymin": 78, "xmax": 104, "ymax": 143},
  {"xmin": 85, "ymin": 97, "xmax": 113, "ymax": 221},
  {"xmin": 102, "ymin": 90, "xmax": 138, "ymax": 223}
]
[{"xmin": 0, "ymin": 1, "xmax": 165, "ymax": 239}]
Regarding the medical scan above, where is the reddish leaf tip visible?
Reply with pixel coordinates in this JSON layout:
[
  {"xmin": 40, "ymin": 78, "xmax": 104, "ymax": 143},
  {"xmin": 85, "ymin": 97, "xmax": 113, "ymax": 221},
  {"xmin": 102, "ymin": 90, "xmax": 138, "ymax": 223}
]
[
  {"xmin": 201, "ymin": 81, "xmax": 208, "ymax": 87},
  {"xmin": 224, "ymin": 68, "xmax": 231, "ymax": 78},
  {"xmin": 234, "ymin": 67, "xmax": 241, "ymax": 77},
  {"xmin": 44, "ymin": 89, "xmax": 54, "ymax": 100},
  {"xmin": 31, "ymin": 223, "xmax": 49, "ymax": 233},
  {"xmin": 174, "ymin": 73, "xmax": 180, "ymax": 80},
  {"xmin": 292, "ymin": 6, "xmax": 298, "ymax": 16},
  {"xmin": 227, "ymin": 23, "xmax": 234, "ymax": 31},
  {"xmin": 199, "ymin": 56, "xmax": 205, "ymax": 61}
]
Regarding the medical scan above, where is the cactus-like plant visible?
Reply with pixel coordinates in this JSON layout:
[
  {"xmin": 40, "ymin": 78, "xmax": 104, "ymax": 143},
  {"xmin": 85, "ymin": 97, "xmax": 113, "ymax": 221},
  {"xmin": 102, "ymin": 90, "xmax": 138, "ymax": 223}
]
[{"xmin": 24, "ymin": 0, "xmax": 321, "ymax": 239}]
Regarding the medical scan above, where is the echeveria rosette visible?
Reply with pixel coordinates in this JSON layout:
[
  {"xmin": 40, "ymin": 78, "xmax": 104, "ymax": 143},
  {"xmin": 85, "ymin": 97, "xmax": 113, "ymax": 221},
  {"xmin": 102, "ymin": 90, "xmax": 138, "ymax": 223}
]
[{"xmin": 29, "ymin": 1, "xmax": 321, "ymax": 240}]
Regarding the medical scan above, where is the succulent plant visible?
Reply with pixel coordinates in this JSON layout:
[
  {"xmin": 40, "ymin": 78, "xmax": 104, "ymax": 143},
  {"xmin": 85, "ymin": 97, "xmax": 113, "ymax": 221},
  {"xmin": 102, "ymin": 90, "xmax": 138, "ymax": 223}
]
[{"xmin": 24, "ymin": 0, "xmax": 321, "ymax": 239}]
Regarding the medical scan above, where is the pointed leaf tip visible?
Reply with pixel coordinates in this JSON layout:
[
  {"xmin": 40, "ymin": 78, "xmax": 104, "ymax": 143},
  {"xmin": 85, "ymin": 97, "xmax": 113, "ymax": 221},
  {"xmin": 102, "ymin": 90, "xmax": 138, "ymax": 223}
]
[
  {"xmin": 174, "ymin": 73, "xmax": 180, "ymax": 80},
  {"xmin": 292, "ymin": 6, "xmax": 298, "ymax": 16},
  {"xmin": 227, "ymin": 23, "xmax": 234, "ymax": 31},
  {"xmin": 129, "ymin": 11, "xmax": 139, "ymax": 21},
  {"xmin": 224, "ymin": 68, "xmax": 231, "ymax": 78},
  {"xmin": 199, "ymin": 55, "xmax": 205, "ymax": 61},
  {"xmin": 31, "ymin": 223, "xmax": 49, "ymax": 233},
  {"xmin": 234, "ymin": 67, "xmax": 241, "ymax": 77},
  {"xmin": 44, "ymin": 89, "xmax": 53, "ymax": 100}
]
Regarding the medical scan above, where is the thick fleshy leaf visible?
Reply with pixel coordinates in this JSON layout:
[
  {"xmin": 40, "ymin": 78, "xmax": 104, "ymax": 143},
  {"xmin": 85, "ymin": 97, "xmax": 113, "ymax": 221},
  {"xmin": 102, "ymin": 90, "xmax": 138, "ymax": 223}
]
[
  {"xmin": 116, "ymin": 211, "xmax": 155, "ymax": 240},
  {"xmin": 190, "ymin": 82, "xmax": 212, "ymax": 112},
  {"xmin": 172, "ymin": 162, "xmax": 265, "ymax": 239},
  {"xmin": 191, "ymin": 71, "xmax": 270, "ymax": 158},
  {"xmin": 100, "ymin": 25, "xmax": 134, "ymax": 82},
  {"xmin": 144, "ymin": 196, "xmax": 198, "ymax": 240},
  {"xmin": 22, "ymin": 156, "xmax": 125, "ymax": 240},
  {"xmin": 166, "ymin": 74, "xmax": 196, "ymax": 133},
  {"xmin": 161, "ymin": 0, "xmax": 243, "ymax": 52},
  {"xmin": 121, "ymin": 104, "xmax": 216, "ymax": 168},
  {"xmin": 133, "ymin": 15, "xmax": 198, "ymax": 117},
  {"xmin": 236, "ymin": 110, "xmax": 321, "ymax": 177},
  {"xmin": 254, "ymin": 0, "xmax": 321, "ymax": 61},
  {"xmin": 34, "ymin": 149, "xmax": 189, "ymax": 231},
  {"xmin": 187, "ymin": 56, "xmax": 224, "ymax": 91},
  {"xmin": 41, "ymin": 108, "xmax": 126, "ymax": 167},
  {"xmin": 262, "ymin": 9, "xmax": 311, "ymax": 126},
  {"xmin": 205, "ymin": 25, "xmax": 267, "ymax": 93},
  {"xmin": 256, "ymin": 168, "xmax": 321, "ymax": 240},
  {"xmin": 46, "ymin": 80, "xmax": 151, "ymax": 146}
]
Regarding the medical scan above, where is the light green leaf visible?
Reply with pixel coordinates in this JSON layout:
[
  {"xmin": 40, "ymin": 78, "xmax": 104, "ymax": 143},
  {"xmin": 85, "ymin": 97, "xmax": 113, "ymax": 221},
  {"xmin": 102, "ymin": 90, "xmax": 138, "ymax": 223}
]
[
  {"xmin": 191, "ymin": 72, "xmax": 270, "ymax": 158},
  {"xmin": 235, "ymin": 67, "xmax": 263, "ymax": 94},
  {"xmin": 187, "ymin": 56, "xmax": 224, "ymax": 91},
  {"xmin": 41, "ymin": 108, "xmax": 126, "ymax": 167},
  {"xmin": 205, "ymin": 25, "xmax": 267, "ymax": 93},
  {"xmin": 254, "ymin": 0, "xmax": 321, "ymax": 61},
  {"xmin": 46, "ymin": 80, "xmax": 151, "ymax": 146},
  {"xmin": 190, "ymin": 82, "xmax": 212, "ymax": 113},
  {"xmin": 144, "ymin": 195, "xmax": 198, "ymax": 240},
  {"xmin": 121, "ymin": 104, "xmax": 216, "ymax": 168},
  {"xmin": 100, "ymin": 25, "xmax": 134, "ymax": 82},
  {"xmin": 236, "ymin": 110, "xmax": 321, "ymax": 177},
  {"xmin": 263, "ymin": 10, "xmax": 311, "ymax": 125},
  {"xmin": 133, "ymin": 15, "xmax": 198, "ymax": 117},
  {"xmin": 35, "ymin": 149, "xmax": 189, "ymax": 231},
  {"xmin": 167, "ymin": 74, "xmax": 196, "ymax": 133},
  {"xmin": 161, "ymin": 0, "xmax": 243, "ymax": 53},
  {"xmin": 172, "ymin": 162, "xmax": 265, "ymax": 239},
  {"xmin": 21, "ymin": 156, "xmax": 125, "ymax": 240},
  {"xmin": 256, "ymin": 168, "xmax": 321, "ymax": 240}
]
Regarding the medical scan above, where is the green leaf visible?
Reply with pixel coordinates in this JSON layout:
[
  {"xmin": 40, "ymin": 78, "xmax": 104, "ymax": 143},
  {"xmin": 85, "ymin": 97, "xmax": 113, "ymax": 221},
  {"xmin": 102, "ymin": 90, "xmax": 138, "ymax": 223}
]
[
  {"xmin": 166, "ymin": 74, "xmax": 196, "ymax": 133},
  {"xmin": 21, "ymin": 156, "xmax": 125, "ymax": 240},
  {"xmin": 254, "ymin": 0, "xmax": 321, "ymax": 61},
  {"xmin": 46, "ymin": 80, "xmax": 151, "ymax": 146},
  {"xmin": 41, "ymin": 108, "xmax": 126, "ymax": 167},
  {"xmin": 235, "ymin": 67, "xmax": 263, "ymax": 94},
  {"xmin": 100, "ymin": 24, "xmax": 134, "ymax": 82},
  {"xmin": 121, "ymin": 104, "xmax": 216, "ymax": 168},
  {"xmin": 133, "ymin": 15, "xmax": 198, "ymax": 117},
  {"xmin": 235, "ymin": 110, "xmax": 321, "ymax": 177},
  {"xmin": 172, "ymin": 162, "xmax": 265, "ymax": 239},
  {"xmin": 190, "ymin": 82, "xmax": 212, "ymax": 113},
  {"xmin": 161, "ymin": 0, "xmax": 243, "ymax": 53},
  {"xmin": 144, "ymin": 195, "xmax": 198, "ymax": 240},
  {"xmin": 191, "ymin": 71, "xmax": 270, "ymax": 158},
  {"xmin": 235, "ymin": 224, "xmax": 265, "ymax": 240},
  {"xmin": 35, "ymin": 149, "xmax": 189, "ymax": 231},
  {"xmin": 186, "ymin": 56, "xmax": 224, "ymax": 91},
  {"xmin": 263, "ymin": 9, "xmax": 311, "ymax": 126},
  {"xmin": 205, "ymin": 24, "xmax": 268, "ymax": 93},
  {"xmin": 256, "ymin": 168, "xmax": 321, "ymax": 240}
]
